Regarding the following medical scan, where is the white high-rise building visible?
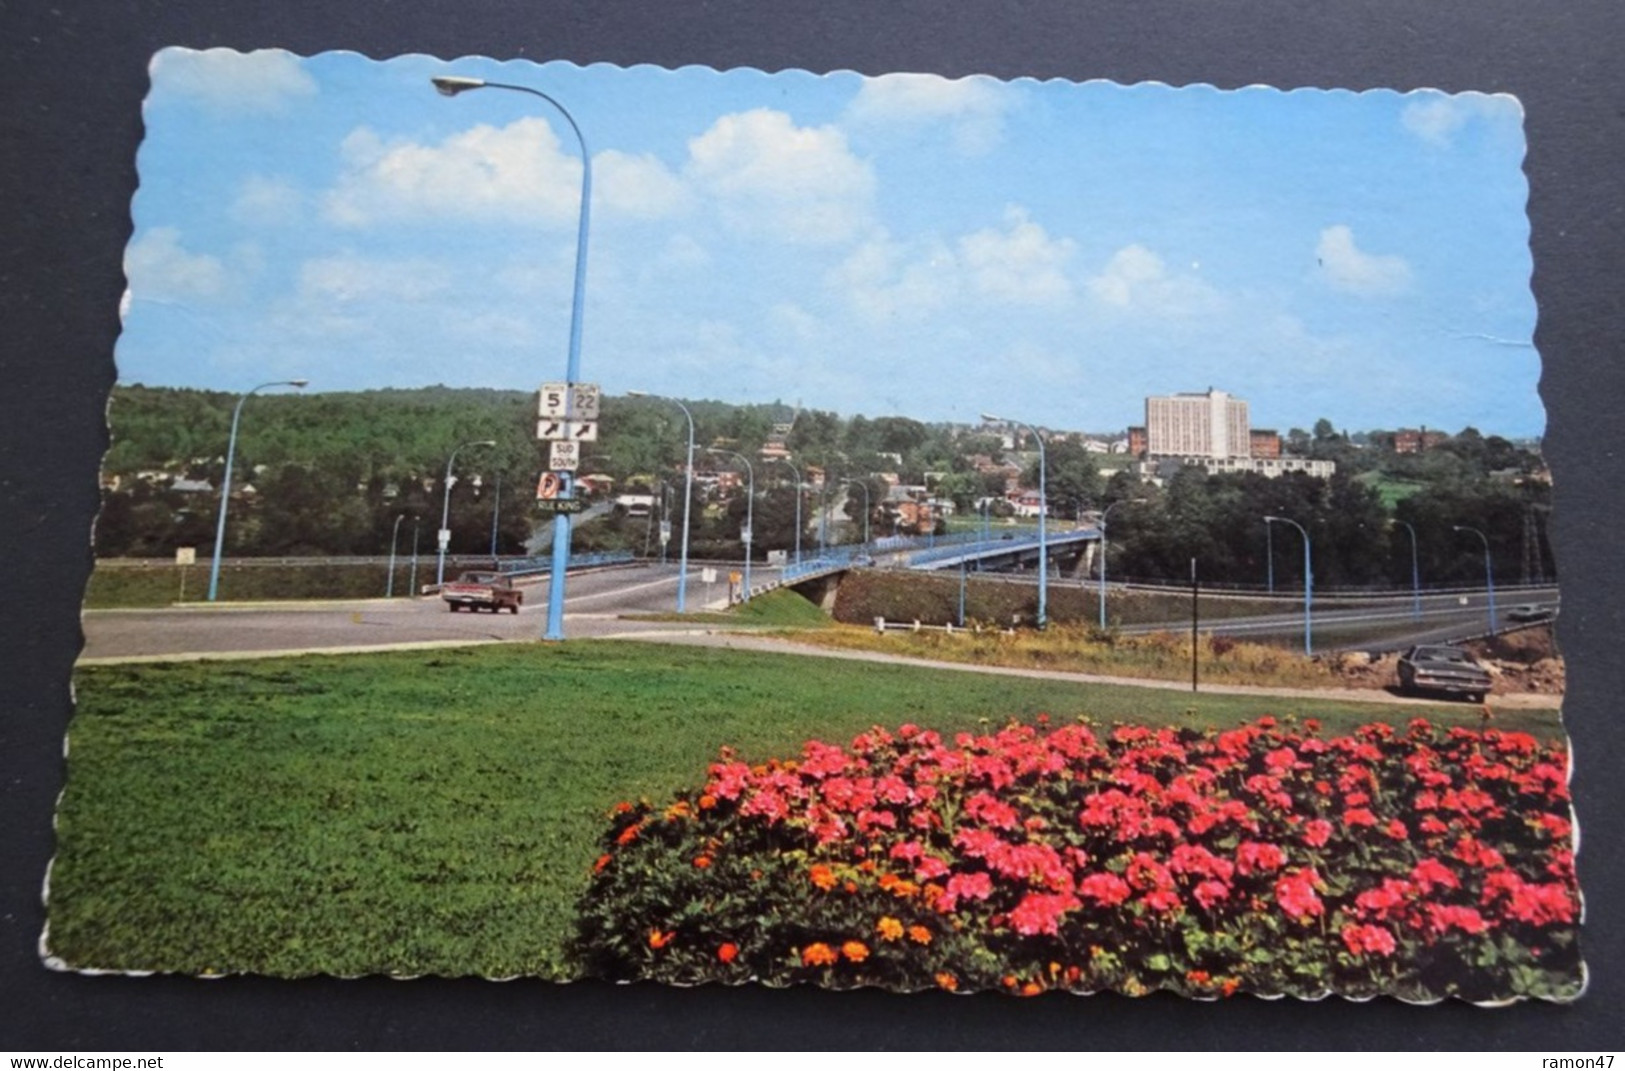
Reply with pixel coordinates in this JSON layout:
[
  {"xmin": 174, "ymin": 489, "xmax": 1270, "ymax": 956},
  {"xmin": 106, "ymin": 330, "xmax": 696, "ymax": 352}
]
[{"xmin": 1145, "ymin": 389, "xmax": 1251, "ymax": 459}]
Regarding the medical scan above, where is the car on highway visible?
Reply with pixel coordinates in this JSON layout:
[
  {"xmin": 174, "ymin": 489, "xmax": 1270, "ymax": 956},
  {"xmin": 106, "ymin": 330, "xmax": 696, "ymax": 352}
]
[
  {"xmin": 1396, "ymin": 644, "xmax": 1493, "ymax": 702},
  {"xmin": 1507, "ymin": 603, "xmax": 1555, "ymax": 623},
  {"xmin": 441, "ymin": 571, "xmax": 523, "ymax": 613}
]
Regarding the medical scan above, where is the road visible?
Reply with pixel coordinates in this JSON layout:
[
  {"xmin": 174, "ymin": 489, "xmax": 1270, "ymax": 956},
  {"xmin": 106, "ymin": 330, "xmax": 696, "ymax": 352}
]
[
  {"xmin": 79, "ymin": 563, "xmax": 722, "ymax": 661},
  {"xmin": 1118, "ymin": 585, "xmax": 1560, "ymax": 651}
]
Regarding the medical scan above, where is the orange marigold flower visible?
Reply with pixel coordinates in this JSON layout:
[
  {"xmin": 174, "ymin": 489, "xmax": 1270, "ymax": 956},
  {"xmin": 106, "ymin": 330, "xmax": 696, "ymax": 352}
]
[
  {"xmin": 613, "ymin": 801, "xmax": 634, "ymax": 815},
  {"xmin": 648, "ymin": 929, "xmax": 674, "ymax": 950},
  {"xmin": 935, "ymin": 971, "xmax": 959, "ymax": 992},
  {"xmin": 717, "ymin": 942, "xmax": 739, "ymax": 964},
  {"xmin": 1021, "ymin": 982, "xmax": 1044, "ymax": 997},
  {"xmin": 1002, "ymin": 974, "xmax": 1019, "ymax": 989},
  {"xmin": 593, "ymin": 853, "xmax": 612, "ymax": 873},
  {"xmin": 889, "ymin": 879, "xmax": 920, "ymax": 898},
  {"xmin": 841, "ymin": 940, "xmax": 870, "ymax": 963},
  {"xmin": 877, "ymin": 872, "xmax": 898, "ymax": 890},
  {"xmin": 1220, "ymin": 978, "xmax": 1241, "ymax": 997},
  {"xmin": 907, "ymin": 925, "xmax": 932, "ymax": 946},
  {"xmin": 694, "ymin": 855, "xmax": 712, "ymax": 869},
  {"xmin": 801, "ymin": 942, "xmax": 838, "ymax": 967},
  {"xmin": 876, "ymin": 917, "xmax": 905, "ymax": 942},
  {"xmin": 844, "ymin": 880, "xmax": 859, "ymax": 894},
  {"xmin": 698, "ymin": 794, "xmax": 717, "ymax": 810},
  {"xmin": 664, "ymin": 800, "xmax": 692, "ymax": 820},
  {"xmin": 615, "ymin": 823, "xmax": 641, "ymax": 846},
  {"xmin": 809, "ymin": 864, "xmax": 837, "ymax": 891}
]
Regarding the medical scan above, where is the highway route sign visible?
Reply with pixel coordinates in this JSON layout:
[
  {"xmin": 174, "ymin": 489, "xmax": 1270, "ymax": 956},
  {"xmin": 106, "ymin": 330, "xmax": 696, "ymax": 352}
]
[
  {"xmin": 538, "ymin": 382, "xmax": 601, "ymax": 420},
  {"xmin": 549, "ymin": 441, "xmax": 581, "ymax": 471}
]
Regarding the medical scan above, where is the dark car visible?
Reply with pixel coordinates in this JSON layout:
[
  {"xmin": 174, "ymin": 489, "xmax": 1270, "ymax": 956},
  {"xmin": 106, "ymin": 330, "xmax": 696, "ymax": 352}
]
[{"xmin": 1396, "ymin": 644, "xmax": 1493, "ymax": 702}]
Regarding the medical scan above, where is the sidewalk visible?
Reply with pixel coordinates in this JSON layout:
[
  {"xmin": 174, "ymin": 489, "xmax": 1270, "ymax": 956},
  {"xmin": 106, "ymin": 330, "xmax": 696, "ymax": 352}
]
[{"xmin": 608, "ymin": 628, "xmax": 1564, "ymax": 710}]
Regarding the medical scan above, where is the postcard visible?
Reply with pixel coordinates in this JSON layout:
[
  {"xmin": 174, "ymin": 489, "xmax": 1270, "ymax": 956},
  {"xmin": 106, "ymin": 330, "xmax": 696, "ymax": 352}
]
[{"xmin": 52, "ymin": 48, "xmax": 1579, "ymax": 1003}]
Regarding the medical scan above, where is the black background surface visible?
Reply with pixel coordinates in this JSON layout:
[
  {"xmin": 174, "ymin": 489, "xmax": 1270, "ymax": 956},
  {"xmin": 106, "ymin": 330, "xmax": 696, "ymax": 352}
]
[{"xmin": 3, "ymin": 0, "xmax": 1621, "ymax": 1050}]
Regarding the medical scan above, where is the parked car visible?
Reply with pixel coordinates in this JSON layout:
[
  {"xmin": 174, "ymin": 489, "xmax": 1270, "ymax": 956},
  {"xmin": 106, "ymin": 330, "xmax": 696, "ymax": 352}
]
[
  {"xmin": 440, "ymin": 571, "xmax": 523, "ymax": 613},
  {"xmin": 1396, "ymin": 644, "xmax": 1492, "ymax": 702},
  {"xmin": 1507, "ymin": 603, "xmax": 1555, "ymax": 623}
]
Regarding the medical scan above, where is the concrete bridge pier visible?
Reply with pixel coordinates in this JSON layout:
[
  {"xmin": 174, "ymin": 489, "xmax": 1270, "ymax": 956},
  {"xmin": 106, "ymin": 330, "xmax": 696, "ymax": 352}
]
[{"xmin": 788, "ymin": 571, "xmax": 844, "ymax": 611}]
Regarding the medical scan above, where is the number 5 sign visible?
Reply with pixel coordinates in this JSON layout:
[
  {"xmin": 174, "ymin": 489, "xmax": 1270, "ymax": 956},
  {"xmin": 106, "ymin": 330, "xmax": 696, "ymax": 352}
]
[{"xmin": 538, "ymin": 383, "xmax": 568, "ymax": 418}]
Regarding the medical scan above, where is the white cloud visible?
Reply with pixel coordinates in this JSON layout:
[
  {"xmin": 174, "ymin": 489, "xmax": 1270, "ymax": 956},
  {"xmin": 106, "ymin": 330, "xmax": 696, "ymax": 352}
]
[
  {"xmin": 595, "ymin": 150, "xmax": 690, "ymax": 219},
  {"xmin": 125, "ymin": 227, "xmax": 228, "ymax": 301},
  {"xmin": 1400, "ymin": 92, "xmax": 1522, "ymax": 147},
  {"xmin": 685, "ymin": 109, "xmax": 875, "ymax": 245},
  {"xmin": 321, "ymin": 120, "xmax": 685, "ymax": 229},
  {"xmin": 1086, "ymin": 244, "xmax": 1220, "ymax": 315},
  {"xmin": 150, "ymin": 48, "xmax": 316, "ymax": 113},
  {"xmin": 232, "ymin": 176, "xmax": 302, "ymax": 226},
  {"xmin": 324, "ymin": 120, "xmax": 582, "ymax": 227},
  {"xmin": 297, "ymin": 254, "xmax": 451, "ymax": 305},
  {"xmin": 958, "ymin": 206, "xmax": 1075, "ymax": 304},
  {"xmin": 847, "ymin": 72, "xmax": 1011, "ymax": 155},
  {"xmin": 829, "ymin": 232, "xmax": 958, "ymax": 321},
  {"xmin": 1315, "ymin": 225, "xmax": 1412, "ymax": 296}
]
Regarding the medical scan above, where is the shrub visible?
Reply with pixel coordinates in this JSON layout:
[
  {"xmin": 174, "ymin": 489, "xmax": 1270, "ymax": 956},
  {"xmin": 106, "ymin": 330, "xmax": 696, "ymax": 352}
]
[{"xmin": 570, "ymin": 716, "xmax": 1580, "ymax": 1002}]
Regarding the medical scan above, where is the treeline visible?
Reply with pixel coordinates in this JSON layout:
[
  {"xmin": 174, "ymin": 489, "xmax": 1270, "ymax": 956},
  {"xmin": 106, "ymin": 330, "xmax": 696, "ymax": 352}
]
[{"xmin": 95, "ymin": 385, "xmax": 1552, "ymax": 589}]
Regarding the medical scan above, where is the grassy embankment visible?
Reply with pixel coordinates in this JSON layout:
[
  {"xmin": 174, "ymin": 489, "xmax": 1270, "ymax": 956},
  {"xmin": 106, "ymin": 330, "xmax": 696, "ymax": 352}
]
[
  {"xmin": 84, "ymin": 563, "xmax": 404, "ymax": 607},
  {"xmin": 50, "ymin": 641, "xmax": 1544, "ymax": 981}
]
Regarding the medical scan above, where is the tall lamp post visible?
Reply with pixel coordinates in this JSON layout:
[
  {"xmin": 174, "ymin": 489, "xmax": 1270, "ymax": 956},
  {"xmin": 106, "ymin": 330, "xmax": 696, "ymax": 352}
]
[
  {"xmin": 1453, "ymin": 524, "xmax": 1498, "ymax": 633},
  {"xmin": 387, "ymin": 513, "xmax": 413, "ymax": 597},
  {"xmin": 433, "ymin": 74, "xmax": 592, "ymax": 642},
  {"xmin": 629, "ymin": 392, "xmax": 695, "ymax": 612},
  {"xmin": 409, "ymin": 517, "xmax": 422, "ymax": 596},
  {"xmin": 1264, "ymin": 515, "xmax": 1313, "ymax": 655},
  {"xmin": 436, "ymin": 439, "xmax": 496, "ymax": 587},
  {"xmin": 772, "ymin": 458, "xmax": 804, "ymax": 566},
  {"xmin": 1265, "ymin": 520, "xmax": 1274, "ymax": 594},
  {"xmin": 843, "ymin": 478, "xmax": 871, "ymax": 549},
  {"xmin": 1397, "ymin": 519, "xmax": 1421, "ymax": 620},
  {"xmin": 207, "ymin": 378, "xmax": 308, "ymax": 601},
  {"xmin": 707, "ymin": 448, "xmax": 755, "ymax": 602},
  {"xmin": 1098, "ymin": 498, "xmax": 1141, "ymax": 629},
  {"xmin": 488, "ymin": 471, "xmax": 504, "ymax": 564},
  {"xmin": 983, "ymin": 412, "xmax": 1047, "ymax": 629}
]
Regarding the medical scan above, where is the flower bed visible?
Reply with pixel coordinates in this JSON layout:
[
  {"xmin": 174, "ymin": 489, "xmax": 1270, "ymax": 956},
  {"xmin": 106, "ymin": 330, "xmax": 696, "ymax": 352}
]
[{"xmin": 570, "ymin": 716, "xmax": 1581, "ymax": 1002}]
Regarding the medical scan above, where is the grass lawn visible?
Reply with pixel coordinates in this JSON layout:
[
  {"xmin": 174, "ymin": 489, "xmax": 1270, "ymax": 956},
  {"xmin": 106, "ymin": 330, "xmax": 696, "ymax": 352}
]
[{"xmin": 51, "ymin": 641, "xmax": 1561, "ymax": 980}]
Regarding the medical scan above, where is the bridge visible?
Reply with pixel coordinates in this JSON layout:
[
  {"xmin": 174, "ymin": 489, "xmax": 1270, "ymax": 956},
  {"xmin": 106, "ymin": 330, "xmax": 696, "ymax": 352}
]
[{"xmin": 753, "ymin": 526, "xmax": 1100, "ymax": 600}]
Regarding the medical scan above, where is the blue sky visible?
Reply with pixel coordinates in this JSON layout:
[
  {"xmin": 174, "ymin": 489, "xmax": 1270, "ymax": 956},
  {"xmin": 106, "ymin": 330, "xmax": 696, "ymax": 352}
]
[{"xmin": 118, "ymin": 49, "xmax": 1542, "ymax": 437}]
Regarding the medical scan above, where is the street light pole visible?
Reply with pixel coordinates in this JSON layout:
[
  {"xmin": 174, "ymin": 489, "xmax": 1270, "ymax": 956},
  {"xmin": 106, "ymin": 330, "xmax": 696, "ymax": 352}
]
[
  {"xmin": 707, "ymin": 448, "xmax": 755, "ymax": 602},
  {"xmin": 1098, "ymin": 498, "xmax": 1140, "ymax": 629},
  {"xmin": 630, "ymin": 392, "xmax": 695, "ymax": 612},
  {"xmin": 409, "ymin": 518, "xmax": 421, "ymax": 595},
  {"xmin": 984, "ymin": 413, "xmax": 1047, "ymax": 629},
  {"xmin": 436, "ymin": 439, "xmax": 497, "ymax": 588},
  {"xmin": 433, "ymin": 74, "xmax": 592, "ymax": 642},
  {"xmin": 773, "ymin": 458, "xmax": 803, "ymax": 566},
  {"xmin": 207, "ymin": 378, "xmax": 308, "ymax": 601},
  {"xmin": 387, "ymin": 513, "xmax": 410, "ymax": 597},
  {"xmin": 1264, "ymin": 515, "xmax": 1313, "ymax": 655},
  {"xmin": 843, "ymin": 479, "xmax": 871, "ymax": 548},
  {"xmin": 1453, "ymin": 524, "xmax": 1498, "ymax": 633},
  {"xmin": 489, "ymin": 471, "xmax": 503, "ymax": 564},
  {"xmin": 1398, "ymin": 520, "xmax": 1421, "ymax": 620},
  {"xmin": 1266, "ymin": 520, "xmax": 1274, "ymax": 595}
]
